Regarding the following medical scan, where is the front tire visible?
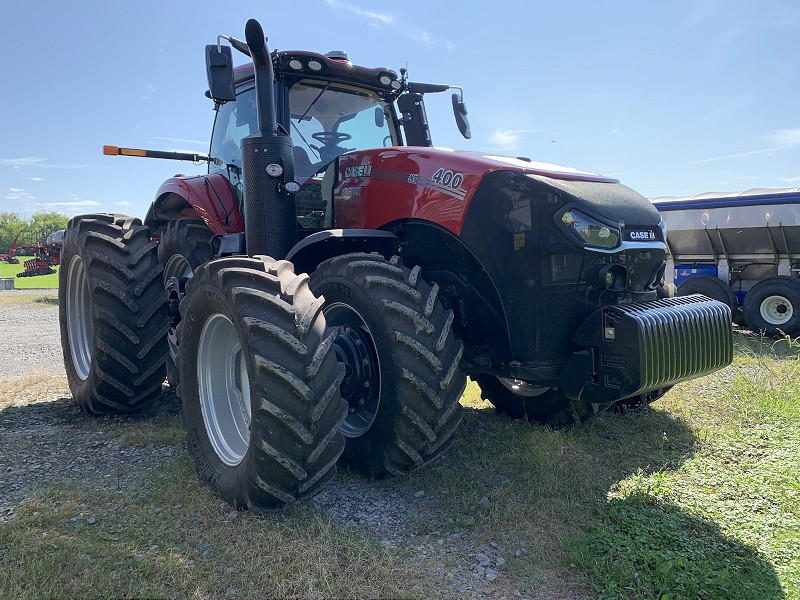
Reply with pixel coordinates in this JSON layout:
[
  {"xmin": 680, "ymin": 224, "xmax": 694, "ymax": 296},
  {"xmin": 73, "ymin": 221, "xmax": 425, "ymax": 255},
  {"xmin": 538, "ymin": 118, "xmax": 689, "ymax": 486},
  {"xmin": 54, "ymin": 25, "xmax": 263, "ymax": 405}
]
[
  {"xmin": 58, "ymin": 214, "xmax": 169, "ymax": 414},
  {"xmin": 178, "ymin": 257, "xmax": 347, "ymax": 509},
  {"xmin": 311, "ymin": 253, "xmax": 466, "ymax": 478},
  {"xmin": 475, "ymin": 374, "xmax": 606, "ymax": 427}
]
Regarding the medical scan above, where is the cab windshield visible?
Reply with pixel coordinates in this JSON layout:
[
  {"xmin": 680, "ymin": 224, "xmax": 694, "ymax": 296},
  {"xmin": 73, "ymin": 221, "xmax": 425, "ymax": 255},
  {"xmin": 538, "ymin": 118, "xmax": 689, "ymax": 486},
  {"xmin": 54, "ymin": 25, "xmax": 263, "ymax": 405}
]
[
  {"xmin": 209, "ymin": 79, "xmax": 394, "ymax": 189},
  {"xmin": 288, "ymin": 79, "xmax": 394, "ymax": 180}
]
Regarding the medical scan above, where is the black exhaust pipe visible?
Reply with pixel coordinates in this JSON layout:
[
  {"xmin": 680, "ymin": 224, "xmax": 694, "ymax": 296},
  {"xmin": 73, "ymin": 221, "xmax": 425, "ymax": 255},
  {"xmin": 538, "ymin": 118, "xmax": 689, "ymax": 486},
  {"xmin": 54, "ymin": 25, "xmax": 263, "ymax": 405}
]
[{"xmin": 241, "ymin": 18, "xmax": 296, "ymax": 258}]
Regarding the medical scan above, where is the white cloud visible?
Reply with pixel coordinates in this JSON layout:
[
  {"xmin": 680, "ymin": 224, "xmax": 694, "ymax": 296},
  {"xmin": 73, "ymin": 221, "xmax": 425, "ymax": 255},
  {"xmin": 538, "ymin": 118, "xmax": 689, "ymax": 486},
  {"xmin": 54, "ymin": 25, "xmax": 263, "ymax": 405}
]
[
  {"xmin": 116, "ymin": 201, "xmax": 132, "ymax": 206},
  {"xmin": 322, "ymin": 0, "xmax": 455, "ymax": 49},
  {"xmin": 692, "ymin": 147, "xmax": 776, "ymax": 164},
  {"xmin": 0, "ymin": 156, "xmax": 47, "ymax": 167},
  {"xmin": 765, "ymin": 129, "xmax": 800, "ymax": 146},
  {"xmin": 25, "ymin": 177, "xmax": 44, "ymax": 182},
  {"xmin": 41, "ymin": 200, "xmax": 102, "ymax": 207},
  {"xmin": 152, "ymin": 137, "xmax": 207, "ymax": 146},
  {"xmin": 402, "ymin": 27, "xmax": 457, "ymax": 50},
  {"xmin": 38, "ymin": 162, "xmax": 89, "ymax": 169},
  {"xmin": 323, "ymin": 0, "xmax": 393, "ymax": 25},
  {"xmin": 488, "ymin": 128, "xmax": 537, "ymax": 150},
  {"xmin": 9, "ymin": 187, "xmax": 24, "ymax": 193}
]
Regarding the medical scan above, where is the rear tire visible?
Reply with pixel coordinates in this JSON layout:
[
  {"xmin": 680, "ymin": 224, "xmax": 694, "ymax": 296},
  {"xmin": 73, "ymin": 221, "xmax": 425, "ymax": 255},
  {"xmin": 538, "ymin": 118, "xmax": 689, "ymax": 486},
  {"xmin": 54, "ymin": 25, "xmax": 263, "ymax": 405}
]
[
  {"xmin": 743, "ymin": 276, "xmax": 800, "ymax": 337},
  {"xmin": 178, "ymin": 256, "xmax": 347, "ymax": 509},
  {"xmin": 310, "ymin": 253, "xmax": 466, "ymax": 478},
  {"xmin": 58, "ymin": 214, "xmax": 169, "ymax": 414},
  {"xmin": 157, "ymin": 217, "xmax": 214, "ymax": 387},
  {"xmin": 475, "ymin": 374, "xmax": 606, "ymax": 427}
]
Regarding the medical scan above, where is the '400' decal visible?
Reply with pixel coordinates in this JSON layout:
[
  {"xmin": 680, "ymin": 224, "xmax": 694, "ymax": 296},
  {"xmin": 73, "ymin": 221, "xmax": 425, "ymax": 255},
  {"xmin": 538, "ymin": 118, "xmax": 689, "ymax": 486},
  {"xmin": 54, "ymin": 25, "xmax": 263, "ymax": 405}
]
[{"xmin": 431, "ymin": 169, "xmax": 463, "ymax": 190}]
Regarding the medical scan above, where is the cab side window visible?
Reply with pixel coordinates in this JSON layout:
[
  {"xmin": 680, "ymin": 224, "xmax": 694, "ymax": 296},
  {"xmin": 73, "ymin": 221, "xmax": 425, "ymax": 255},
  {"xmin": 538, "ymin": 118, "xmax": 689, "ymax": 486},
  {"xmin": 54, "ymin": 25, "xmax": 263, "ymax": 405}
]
[{"xmin": 209, "ymin": 88, "xmax": 257, "ymax": 199}]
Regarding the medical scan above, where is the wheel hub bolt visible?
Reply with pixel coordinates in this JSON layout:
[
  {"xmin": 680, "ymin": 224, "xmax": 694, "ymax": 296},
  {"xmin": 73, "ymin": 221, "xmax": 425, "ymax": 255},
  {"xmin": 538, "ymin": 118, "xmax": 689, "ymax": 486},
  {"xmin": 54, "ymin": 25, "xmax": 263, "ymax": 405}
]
[{"xmin": 363, "ymin": 381, "xmax": 370, "ymax": 388}]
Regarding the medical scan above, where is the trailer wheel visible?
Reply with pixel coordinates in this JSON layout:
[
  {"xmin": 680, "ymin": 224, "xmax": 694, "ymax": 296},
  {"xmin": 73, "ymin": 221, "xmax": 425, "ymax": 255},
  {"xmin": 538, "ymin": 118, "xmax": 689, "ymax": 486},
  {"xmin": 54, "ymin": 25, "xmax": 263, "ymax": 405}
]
[
  {"xmin": 178, "ymin": 256, "xmax": 347, "ymax": 509},
  {"xmin": 59, "ymin": 214, "xmax": 169, "ymax": 414},
  {"xmin": 474, "ymin": 374, "xmax": 606, "ymax": 427},
  {"xmin": 743, "ymin": 276, "xmax": 800, "ymax": 337},
  {"xmin": 677, "ymin": 275, "xmax": 738, "ymax": 318},
  {"xmin": 157, "ymin": 218, "xmax": 214, "ymax": 387},
  {"xmin": 310, "ymin": 253, "xmax": 466, "ymax": 478}
]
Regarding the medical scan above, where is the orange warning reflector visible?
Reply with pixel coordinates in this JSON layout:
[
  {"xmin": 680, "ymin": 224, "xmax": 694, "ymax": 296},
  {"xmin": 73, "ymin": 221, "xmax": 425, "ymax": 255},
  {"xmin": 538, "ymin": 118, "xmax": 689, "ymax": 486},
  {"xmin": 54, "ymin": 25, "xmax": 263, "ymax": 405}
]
[
  {"xmin": 121, "ymin": 148, "xmax": 147, "ymax": 157},
  {"xmin": 103, "ymin": 145, "xmax": 119, "ymax": 155}
]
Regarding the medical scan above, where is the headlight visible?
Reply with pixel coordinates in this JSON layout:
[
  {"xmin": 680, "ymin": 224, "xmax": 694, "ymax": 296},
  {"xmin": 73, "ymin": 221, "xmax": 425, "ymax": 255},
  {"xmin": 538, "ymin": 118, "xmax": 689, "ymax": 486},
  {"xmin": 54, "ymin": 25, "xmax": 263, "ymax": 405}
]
[{"xmin": 560, "ymin": 209, "xmax": 620, "ymax": 249}]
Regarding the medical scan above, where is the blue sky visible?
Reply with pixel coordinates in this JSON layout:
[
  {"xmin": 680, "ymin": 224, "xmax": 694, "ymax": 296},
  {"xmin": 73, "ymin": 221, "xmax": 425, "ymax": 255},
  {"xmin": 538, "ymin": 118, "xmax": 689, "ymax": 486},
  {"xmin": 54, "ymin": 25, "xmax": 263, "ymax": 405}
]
[{"xmin": 2, "ymin": 0, "xmax": 799, "ymax": 219}]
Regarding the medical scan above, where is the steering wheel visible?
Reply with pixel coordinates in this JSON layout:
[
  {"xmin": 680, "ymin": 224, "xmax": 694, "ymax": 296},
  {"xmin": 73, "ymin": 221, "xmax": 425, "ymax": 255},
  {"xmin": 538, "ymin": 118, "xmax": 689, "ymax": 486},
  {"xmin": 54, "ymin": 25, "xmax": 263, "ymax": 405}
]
[{"xmin": 312, "ymin": 131, "xmax": 352, "ymax": 145}]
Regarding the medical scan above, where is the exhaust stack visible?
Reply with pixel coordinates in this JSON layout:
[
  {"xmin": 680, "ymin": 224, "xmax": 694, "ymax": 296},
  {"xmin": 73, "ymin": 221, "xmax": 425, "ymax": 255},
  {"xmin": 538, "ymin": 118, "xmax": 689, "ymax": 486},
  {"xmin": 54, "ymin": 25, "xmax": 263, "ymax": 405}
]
[{"xmin": 240, "ymin": 18, "xmax": 296, "ymax": 258}]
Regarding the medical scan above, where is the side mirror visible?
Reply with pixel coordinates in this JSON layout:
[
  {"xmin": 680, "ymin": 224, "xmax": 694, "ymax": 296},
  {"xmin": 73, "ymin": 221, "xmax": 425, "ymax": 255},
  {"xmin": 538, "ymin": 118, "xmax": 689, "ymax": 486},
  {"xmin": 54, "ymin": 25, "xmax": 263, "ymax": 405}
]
[
  {"xmin": 452, "ymin": 93, "xmax": 471, "ymax": 139},
  {"xmin": 205, "ymin": 45, "xmax": 236, "ymax": 102},
  {"xmin": 374, "ymin": 106, "xmax": 385, "ymax": 128}
]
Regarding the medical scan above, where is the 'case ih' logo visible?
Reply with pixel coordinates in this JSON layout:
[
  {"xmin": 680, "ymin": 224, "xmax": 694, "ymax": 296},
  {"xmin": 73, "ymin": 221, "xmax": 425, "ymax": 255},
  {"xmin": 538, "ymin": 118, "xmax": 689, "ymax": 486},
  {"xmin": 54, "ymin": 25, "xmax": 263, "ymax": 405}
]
[
  {"xmin": 628, "ymin": 230, "xmax": 655, "ymax": 241},
  {"xmin": 344, "ymin": 164, "xmax": 372, "ymax": 178}
]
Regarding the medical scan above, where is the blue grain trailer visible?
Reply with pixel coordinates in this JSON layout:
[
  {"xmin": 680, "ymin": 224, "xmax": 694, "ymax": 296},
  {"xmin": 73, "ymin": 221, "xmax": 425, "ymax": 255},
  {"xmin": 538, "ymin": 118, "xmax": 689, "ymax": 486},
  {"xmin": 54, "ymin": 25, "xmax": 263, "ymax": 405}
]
[{"xmin": 652, "ymin": 188, "xmax": 800, "ymax": 336}]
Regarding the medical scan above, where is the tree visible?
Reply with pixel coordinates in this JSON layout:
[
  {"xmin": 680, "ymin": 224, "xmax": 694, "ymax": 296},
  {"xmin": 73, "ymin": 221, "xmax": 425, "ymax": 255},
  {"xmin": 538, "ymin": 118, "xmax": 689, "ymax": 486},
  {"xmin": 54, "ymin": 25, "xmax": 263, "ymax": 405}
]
[
  {"xmin": 29, "ymin": 212, "xmax": 69, "ymax": 239},
  {"xmin": 0, "ymin": 212, "xmax": 27, "ymax": 255},
  {"xmin": 0, "ymin": 211, "xmax": 68, "ymax": 256}
]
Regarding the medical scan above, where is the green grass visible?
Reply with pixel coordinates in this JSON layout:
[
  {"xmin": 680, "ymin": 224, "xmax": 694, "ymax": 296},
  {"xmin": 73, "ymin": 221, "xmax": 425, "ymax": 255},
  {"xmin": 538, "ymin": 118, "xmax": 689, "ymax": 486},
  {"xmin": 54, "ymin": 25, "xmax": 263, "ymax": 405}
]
[
  {"xmin": 0, "ymin": 261, "xmax": 59, "ymax": 289},
  {"xmin": 1, "ymin": 331, "xmax": 799, "ymax": 599}
]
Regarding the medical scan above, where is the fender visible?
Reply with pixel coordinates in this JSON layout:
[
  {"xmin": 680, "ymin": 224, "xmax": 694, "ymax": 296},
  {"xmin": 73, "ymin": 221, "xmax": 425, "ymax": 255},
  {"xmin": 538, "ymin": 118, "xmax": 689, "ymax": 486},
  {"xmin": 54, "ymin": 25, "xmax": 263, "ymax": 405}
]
[
  {"xmin": 286, "ymin": 229, "xmax": 400, "ymax": 274},
  {"xmin": 143, "ymin": 173, "xmax": 244, "ymax": 236}
]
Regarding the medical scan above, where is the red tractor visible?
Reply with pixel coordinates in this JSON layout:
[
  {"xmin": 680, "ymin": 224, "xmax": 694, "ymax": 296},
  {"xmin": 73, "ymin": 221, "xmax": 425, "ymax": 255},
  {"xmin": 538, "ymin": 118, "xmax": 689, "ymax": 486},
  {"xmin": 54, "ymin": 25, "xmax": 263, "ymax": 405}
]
[{"xmin": 58, "ymin": 19, "xmax": 733, "ymax": 510}]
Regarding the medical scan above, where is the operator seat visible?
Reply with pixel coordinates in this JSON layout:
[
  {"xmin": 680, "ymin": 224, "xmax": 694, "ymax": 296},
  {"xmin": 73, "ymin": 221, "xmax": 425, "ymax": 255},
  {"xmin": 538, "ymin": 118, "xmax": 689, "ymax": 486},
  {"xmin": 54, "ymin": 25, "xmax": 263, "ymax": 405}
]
[{"xmin": 293, "ymin": 147, "xmax": 316, "ymax": 184}]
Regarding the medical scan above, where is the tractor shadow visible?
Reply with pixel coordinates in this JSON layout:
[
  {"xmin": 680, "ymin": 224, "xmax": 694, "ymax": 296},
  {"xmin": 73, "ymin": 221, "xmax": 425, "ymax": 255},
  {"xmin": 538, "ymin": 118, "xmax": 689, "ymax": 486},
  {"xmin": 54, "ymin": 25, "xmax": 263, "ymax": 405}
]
[{"xmin": 389, "ymin": 396, "xmax": 786, "ymax": 599}]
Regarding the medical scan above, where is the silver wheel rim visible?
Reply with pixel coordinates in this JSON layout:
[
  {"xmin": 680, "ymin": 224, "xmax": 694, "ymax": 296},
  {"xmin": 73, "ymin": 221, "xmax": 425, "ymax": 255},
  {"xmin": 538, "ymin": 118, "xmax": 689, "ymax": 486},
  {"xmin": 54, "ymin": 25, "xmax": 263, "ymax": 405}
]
[
  {"xmin": 164, "ymin": 254, "xmax": 193, "ymax": 281},
  {"xmin": 324, "ymin": 302, "xmax": 381, "ymax": 438},
  {"xmin": 760, "ymin": 294, "xmax": 793, "ymax": 325},
  {"xmin": 66, "ymin": 255, "xmax": 93, "ymax": 381},
  {"xmin": 164, "ymin": 255, "xmax": 193, "ymax": 360},
  {"xmin": 197, "ymin": 313, "xmax": 251, "ymax": 466},
  {"xmin": 497, "ymin": 377, "xmax": 550, "ymax": 398}
]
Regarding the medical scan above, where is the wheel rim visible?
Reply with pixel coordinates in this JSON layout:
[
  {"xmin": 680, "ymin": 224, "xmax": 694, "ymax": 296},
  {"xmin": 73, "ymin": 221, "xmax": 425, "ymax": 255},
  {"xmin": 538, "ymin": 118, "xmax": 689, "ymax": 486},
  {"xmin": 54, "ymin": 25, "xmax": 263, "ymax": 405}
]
[
  {"xmin": 497, "ymin": 377, "xmax": 550, "ymax": 398},
  {"xmin": 197, "ymin": 313, "xmax": 251, "ymax": 466},
  {"xmin": 163, "ymin": 255, "xmax": 192, "ymax": 361},
  {"xmin": 760, "ymin": 294, "xmax": 793, "ymax": 325},
  {"xmin": 66, "ymin": 255, "xmax": 93, "ymax": 381},
  {"xmin": 164, "ymin": 254, "xmax": 193, "ymax": 281},
  {"xmin": 324, "ymin": 302, "xmax": 381, "ymax": 438}
]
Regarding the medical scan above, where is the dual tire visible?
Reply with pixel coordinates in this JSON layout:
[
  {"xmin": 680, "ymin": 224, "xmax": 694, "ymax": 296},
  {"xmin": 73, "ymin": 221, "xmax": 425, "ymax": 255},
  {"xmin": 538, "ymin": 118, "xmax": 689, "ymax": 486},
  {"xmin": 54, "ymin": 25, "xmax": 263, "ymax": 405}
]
[{"xmin": 59, "ymin": 214, "xmax": 169, "ymax": 414}]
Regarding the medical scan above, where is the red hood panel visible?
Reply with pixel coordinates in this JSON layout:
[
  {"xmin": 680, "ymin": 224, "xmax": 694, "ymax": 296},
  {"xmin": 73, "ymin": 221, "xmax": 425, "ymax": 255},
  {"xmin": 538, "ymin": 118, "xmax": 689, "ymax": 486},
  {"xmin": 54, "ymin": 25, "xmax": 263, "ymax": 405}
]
[{"xmin": 334, "ymin": 147, "xmax": 616, "ymax": 235}]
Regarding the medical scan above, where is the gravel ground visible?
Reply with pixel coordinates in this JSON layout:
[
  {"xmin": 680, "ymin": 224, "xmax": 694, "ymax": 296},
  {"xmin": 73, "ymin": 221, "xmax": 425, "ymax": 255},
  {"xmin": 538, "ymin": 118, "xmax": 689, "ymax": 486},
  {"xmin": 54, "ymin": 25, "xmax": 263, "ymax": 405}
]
[
  {"xmin": 0, "ymin": 290, "xmax": 64, "ymax": 382},
  {"xmin": 0, "ymin": 289, "xmax": 581, "ymax": 600}
]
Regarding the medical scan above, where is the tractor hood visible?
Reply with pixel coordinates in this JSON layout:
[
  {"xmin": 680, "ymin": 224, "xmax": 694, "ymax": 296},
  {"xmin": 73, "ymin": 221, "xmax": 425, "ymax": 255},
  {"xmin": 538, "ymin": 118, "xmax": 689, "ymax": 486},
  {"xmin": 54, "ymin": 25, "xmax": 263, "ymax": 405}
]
[{"xmin": 336, "ymin": 147, "xmax": 661, "ymax": 235}]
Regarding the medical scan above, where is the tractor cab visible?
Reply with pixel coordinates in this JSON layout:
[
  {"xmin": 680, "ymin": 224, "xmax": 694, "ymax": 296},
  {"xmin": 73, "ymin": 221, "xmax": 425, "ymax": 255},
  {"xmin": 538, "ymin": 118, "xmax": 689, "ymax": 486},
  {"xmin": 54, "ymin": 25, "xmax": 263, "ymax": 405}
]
[
  {"xmin": 205, "ymin": 44, "xmax": 469, "ymax": 230},
  {"xmin": 209, "ymin": 58, "xmax": 402, "ymax": 229}
]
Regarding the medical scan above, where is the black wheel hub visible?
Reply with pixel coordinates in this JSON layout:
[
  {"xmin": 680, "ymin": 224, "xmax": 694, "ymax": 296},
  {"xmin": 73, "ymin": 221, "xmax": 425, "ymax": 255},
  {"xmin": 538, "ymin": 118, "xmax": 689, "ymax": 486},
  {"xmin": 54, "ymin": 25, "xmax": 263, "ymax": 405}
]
[{"xmin": 325, "ymin": 303, "xmax": 381, "ymax": 438}]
